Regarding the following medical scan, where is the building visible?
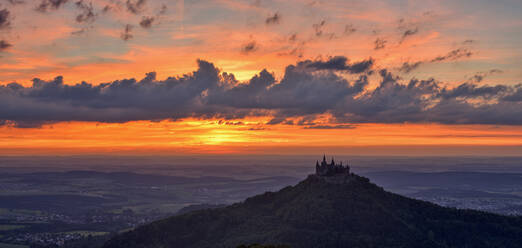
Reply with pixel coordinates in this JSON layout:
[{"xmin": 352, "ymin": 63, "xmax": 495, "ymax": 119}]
[{"xmin": 315, "ymin": 155, "xmax": 350, "ymax": 176}]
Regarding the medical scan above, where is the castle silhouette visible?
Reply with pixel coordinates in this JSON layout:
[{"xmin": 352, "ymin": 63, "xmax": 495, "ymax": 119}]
[{"xmin": 315, "ymin": 155, "xmax": 350, "ymax": 176}]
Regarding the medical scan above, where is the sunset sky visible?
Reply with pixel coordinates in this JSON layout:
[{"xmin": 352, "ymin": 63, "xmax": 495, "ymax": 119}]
[{"xmin": 1, "ymin": 0, "xmax": 522, "ymax": 155}]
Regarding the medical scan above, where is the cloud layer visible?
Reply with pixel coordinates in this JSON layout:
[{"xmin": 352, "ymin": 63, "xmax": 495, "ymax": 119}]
[{"xmin": 1, "ymin": 57, "xmax": 521, "ymax": 128}]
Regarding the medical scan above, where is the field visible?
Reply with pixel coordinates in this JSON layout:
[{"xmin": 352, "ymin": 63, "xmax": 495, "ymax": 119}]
[
  {"xmin": 61, "ymin": 231, "xmax": 109, "ymax": 236},
  {"xmin": 0, "ymin": 243, "xmax": 28, "ymax": 248},
  {"xmin": 0, "ymin": 170, "xmax": 299, "ymax": 247},
  {"xmin": 0, "ymin": 226, "xmax": 25, "ymax": 231}
]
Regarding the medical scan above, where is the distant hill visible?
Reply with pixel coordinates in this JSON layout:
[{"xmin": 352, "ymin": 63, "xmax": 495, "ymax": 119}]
[
  {"xmin": 175, "ymin": 204, "xmax": 228, "ymax": 216},
  {"xmin": 364, "ymin": 171, "xmax": 522, "ymax": 191},
  {"xmin": 103, "ymin": 173, "xmax": 522, "ymax": 248}
]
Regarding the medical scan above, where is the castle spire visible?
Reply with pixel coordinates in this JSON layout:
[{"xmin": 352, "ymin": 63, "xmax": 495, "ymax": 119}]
[{"xmin": 315, "ymin": 156, "xmax": 351, "ymax": 176}]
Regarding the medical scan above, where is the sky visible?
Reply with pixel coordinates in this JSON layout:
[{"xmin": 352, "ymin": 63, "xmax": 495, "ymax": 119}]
[{"xmin": 0, "ymin": 0, "xmax": 522, "ymax": 156}]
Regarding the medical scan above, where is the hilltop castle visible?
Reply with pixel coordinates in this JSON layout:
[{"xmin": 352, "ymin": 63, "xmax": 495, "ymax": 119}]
[{"xmin": 315, "ymin": 155, "xmax": 350, "ymax": 176}]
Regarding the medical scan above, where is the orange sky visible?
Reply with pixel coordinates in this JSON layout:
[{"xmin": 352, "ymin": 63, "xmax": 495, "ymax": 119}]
[
  {"xmin": 2, "ymin": 119, "xmax": 522, "ymax": 156},
  {"xmin": 1, "ymin": 0, "xmax": 522, "ymax": 156}
]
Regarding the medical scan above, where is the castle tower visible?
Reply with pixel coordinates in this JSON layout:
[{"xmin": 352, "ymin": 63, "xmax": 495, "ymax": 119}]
[{"xmin": 315, "ymin": 156, "xmax": 351, "ymax": 176}]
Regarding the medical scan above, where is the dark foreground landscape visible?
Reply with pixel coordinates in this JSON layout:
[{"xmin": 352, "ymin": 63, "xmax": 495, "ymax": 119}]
[
  {"xmin": 1, "ymin": 156, "xmax": 522, "ymax": 247},
  {"xmin": 104, "ymin": 166, "xmax": 522, "ymax": 248}
]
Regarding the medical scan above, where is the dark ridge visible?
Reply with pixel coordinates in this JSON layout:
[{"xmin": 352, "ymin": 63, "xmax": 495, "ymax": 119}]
[{"xmin": 103, "ymin": 168, "xmax": 522, "ymax": 248}]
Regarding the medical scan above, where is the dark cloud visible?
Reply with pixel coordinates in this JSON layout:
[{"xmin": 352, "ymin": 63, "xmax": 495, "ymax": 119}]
[
  {"xmin": 265, "ymin": 12, "xmax": 280, "ymax": 25},
  {"xmin": 241, "ymin": 40, "xmax": 257, "ymax": 54},
  {"xmin": 266, "ymin": 117, "xmax": 286, "ymax": 125},
  {"xmin": 102, "ymin": 4, "xmax": 111, "ymax": 13},
  {"xmin": 0, "ymin": 39, "xmax": 12, "ymax": 50},
  {"xmin": 344, "ymin": 24, "xmax": 356, "ymax": 35},
  {"xmin": 311, "ymin": 20, "xmax": 335, "ymax": 39},
  {"xmin": 71, "ymin": 28, "xmax": 86, "ymax": 35},
  {"xmin": 304, "ymin": 124, "xmax": 356, "ymax": 129},
  {"xmin": 75, "ymin": 0, "xmax": 96, "ymax": 23},
  {"xmin": 7, "ymin": 0, "xmax": 25, "ymax": 4},
  {"xmin": 440, "ymin": 83, "xmax": 508, "ymax": 99},
  {"xmin": 36, "ymin": 0, "xmax": 68, "ymax": 12},
  {"xmin": 1, "ymin": 58, "xmax": 521, "ymax": 127},
  {"xmin": 0, "ymin": 8, "xmax": 11, "ymax": 29},
  {"xmin": 431, "ymin": 48, "xmax": 472, "ymax": 62},
  {"xmin": 0, "ymin": 60, "xmax": 229, "ymax": 127},
  {"xmin": 139, "ymin": 16, "xmax": 154, "ymax": 28},
  {"xmin": 469, "ymin": 69, "xmax": 503, "ymax": 83},
  {"xmin": 374, "ymin": 38, "xmax": 386, "ymax": 50},
  {"xmin": 502, "ymin": 85, "xmax": 522, "ymax": 102},
  {"xmin": 463, "ymin": 39, "xmax": 475, "ymax": 45},
  {"xmin": 400, "ymin": 27, "xmax": 418, "ymax": 43},
  {"xmin": 303, "ymin": 56, "xmax": 374, "ymax": 74},
  {"xmin": 218, "ymin": 120, "xmax": 243, "ymax": 125},
  {"xmin": 398, "ymin": 61, "xmax": 423, "ymax": 73},
  {"xmin": 126, "ymin": 0, "xmax": 146, "ymax": 14},
  {"xmin": 206, "ymin": 68, "xmax": 274, "ymax": 109},
  {"xmin": 288, "ymin": 33, "xmax": 297, "ymax": 42},
  {"xmin": 158, "ymin": 4, "xmax": 167, "ymax": 15},
  {"xmin": 312, "ymin": 20, "xmax": 325, "ymax": 36},
  {"xmin": 120, "ymin": 24, "xmax": 133, "ymax": 41},
  {"xmin": 280, "ymin": 34, "xmax": 305, "ymax": 57},
  {"xmin": 399, "ymin": 48, "xmax": 475, "ymax": 73},
  {"xmin": 248, "ymin": 127, "xmax": 266, "ymax": 131},
  {"xmin": 335, "ymin": 71, "xmax": 522, "ymax": 125}
]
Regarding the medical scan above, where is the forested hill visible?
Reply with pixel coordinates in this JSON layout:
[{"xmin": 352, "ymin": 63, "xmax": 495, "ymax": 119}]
[{"xmin": 103, "ymin": 173, "xmax": 522, "ymax": 248}]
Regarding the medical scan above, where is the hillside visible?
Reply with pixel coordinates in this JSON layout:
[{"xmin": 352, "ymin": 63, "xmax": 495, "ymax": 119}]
[{"xmin": 103, "ymin": 173, "xmax": 522, "ymax": 248}]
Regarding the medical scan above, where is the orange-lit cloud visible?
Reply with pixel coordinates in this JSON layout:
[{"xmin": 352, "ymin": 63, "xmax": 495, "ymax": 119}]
[
  {"xmin": 0, "ymin": 0, "xmax": 521, "ymax": 156},
  {"xmin": 1, "ymin": 0, "xmax": 521, "ymax": 85}
]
